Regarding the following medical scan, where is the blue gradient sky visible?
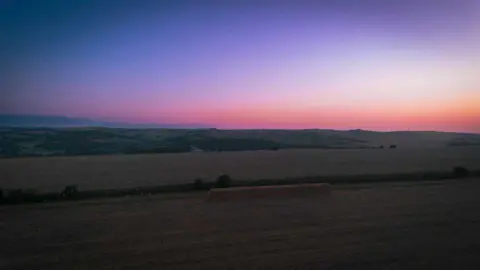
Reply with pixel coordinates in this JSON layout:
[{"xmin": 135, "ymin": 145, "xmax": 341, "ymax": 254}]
[{"xmin": 1, "ymin": 0, "xmax": 479, "ymax": 131}]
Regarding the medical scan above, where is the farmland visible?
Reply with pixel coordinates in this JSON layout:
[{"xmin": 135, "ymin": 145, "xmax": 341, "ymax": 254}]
[
  {"xmin": 2, "ymin": 130, "xmax": 480, "ymax": 269},
  {"xmin": 2, "ymin": 179, "xmax": 480, "ymax": 269},
  {"xmin": 2, "ymin": 127, "xmax": 480, "ymax": 158},
  {"xmin": 1, "ymin": 147, "xmax": 479, "ymax": 192}
]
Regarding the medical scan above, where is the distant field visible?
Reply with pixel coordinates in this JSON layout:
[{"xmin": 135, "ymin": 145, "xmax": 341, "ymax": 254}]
[
  {"xmin": 2, "ymin": 127, "xmax": 480, "ymax": 158},
  {"xmin": 1, "ymin": 147, "xmax": 479, "ymax": 192}
]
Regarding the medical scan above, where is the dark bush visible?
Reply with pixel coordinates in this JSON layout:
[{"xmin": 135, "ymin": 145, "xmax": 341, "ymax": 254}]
[
  {"xmin": 379, "ymin": 145, "xmax": 384, "ymax": 149},
  {"xmin": 453, "ymin": 166, "xmax": 469, "ymax": 178},
  {"xmin": 0, "ymin": 188, "xmax": 4, "ymax": 202},
  {"xmin": 389, "ymin": 145, "xmax": 397, "ymax": 149},
  {"xmin": 216, "ymin": 174, "xmax": 232, "ymax": 188},
  {"xmin": 62, "ymin": 185, "xmax": 79, "ymax": 199},
  {"xmin": 8, "ymin": 189, "xmax": 26, "ymax": 203},
  {"xmin": 193, "ymin": 178, "xmax": 205, "ymax": 190}
]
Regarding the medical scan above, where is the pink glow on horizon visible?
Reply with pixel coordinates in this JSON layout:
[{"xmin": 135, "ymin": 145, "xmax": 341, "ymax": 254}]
[
  {"xmin": 72, "ymin": 92, "xmax": 480, "ymax": 133},
  {"xmin": 4, "ymin": 1, "xmax": 479, "ymax": 134}
]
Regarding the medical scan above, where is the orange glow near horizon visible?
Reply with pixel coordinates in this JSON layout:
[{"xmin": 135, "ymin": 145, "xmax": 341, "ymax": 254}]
[
  {"xmin": 5, "ymin": 1, "xmax": 479, "ymax": 133},
  {"xmin": 112, "ymin": 91, "xmax": 479, "ymax": 132}
]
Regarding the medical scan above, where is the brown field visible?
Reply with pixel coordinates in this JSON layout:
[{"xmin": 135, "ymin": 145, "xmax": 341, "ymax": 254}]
[
  {"xmin": 1, "ymin": 147, "xmax": 479, "ymax": 192},
  {"xmin": 206, "ymin": 183, "xmax": 332, "ymax": 202},
  {"xmin": 2, "ymin": 179, "xmax": 480, "ymax": 270}
]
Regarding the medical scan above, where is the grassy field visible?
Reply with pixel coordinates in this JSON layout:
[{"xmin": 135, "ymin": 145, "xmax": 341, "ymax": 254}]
[
  {"xmin": 1, "ymin": 147, "xmax": 479, "ymax": 192},
  {"xmin": 2, "ymin": 127, "xmax": 480, "ymax": 158},
  {"xmin": 2, "ymin": 179, "xmax": 480, "ymax": 269}
]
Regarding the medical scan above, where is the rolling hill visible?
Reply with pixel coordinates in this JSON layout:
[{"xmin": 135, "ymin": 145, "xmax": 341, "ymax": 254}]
[{"xmin": 1, "ymin": 127, "xmax": 479, "ymax": 158}]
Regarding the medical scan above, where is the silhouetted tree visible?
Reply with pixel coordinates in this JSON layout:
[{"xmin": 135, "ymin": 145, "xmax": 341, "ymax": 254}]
[
  {"xmin": 453, "ymin": 166, "xmax": 469, "ymax": 178},
  {"xmin": 216, "ymin": 174, "xmax": 232, "ymax": 188},
  {"xmin": 62, "ymin": 185, "xmax": 78, "ymax": 199},
  {"xmin": 193, "ymin": 178, "xmax": 205, "ymax": 190}
]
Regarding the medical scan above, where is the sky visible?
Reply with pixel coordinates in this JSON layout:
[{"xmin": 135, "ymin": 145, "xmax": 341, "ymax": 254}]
[{"xmin": 1, "ymin": 0, "xmax": 479, "ymax": 132}]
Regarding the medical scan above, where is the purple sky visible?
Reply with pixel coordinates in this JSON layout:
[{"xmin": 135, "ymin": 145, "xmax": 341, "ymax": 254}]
[{"xmin": 1, "ymin": 0, "xmax": 479, "ymax": 131}]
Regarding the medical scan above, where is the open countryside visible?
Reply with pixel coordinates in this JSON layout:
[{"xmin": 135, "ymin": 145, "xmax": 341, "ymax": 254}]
[
  {"xmin": 1, "ymin": 144, "xmax": 479, "ymax": 192},
  {"xmin": 3, "ymin": 0, "xmax": 480, "ymax": 269},
  {"xmin": 2, "ymin": 128, "xmax": 480, "ymax": 158},
  {"xmin": 2, "ymin": 179, "xmax": 480, "ymax": 270}
]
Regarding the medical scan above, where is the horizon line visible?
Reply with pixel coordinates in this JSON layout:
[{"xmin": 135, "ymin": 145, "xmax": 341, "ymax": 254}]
[{"xmin": 0, "ymin": 113, "xmax": 478, "ymax": 134}]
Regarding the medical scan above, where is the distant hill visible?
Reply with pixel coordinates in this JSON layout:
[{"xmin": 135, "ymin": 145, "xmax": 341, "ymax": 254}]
[
  {"xmin": 0, "ymin": 114, "xmax": 211, "ymax": 129},
  {"xmin": 1, "ymin": 126, "xmax": 479, "ymax": 158}
]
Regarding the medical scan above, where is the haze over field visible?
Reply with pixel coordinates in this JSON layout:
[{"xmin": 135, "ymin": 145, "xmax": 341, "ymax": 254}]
[{"xmin": 2, "ymin": 0, "xmax": 479, "ymax": 132}]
